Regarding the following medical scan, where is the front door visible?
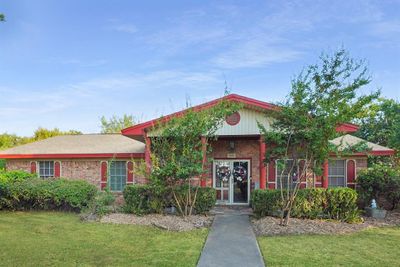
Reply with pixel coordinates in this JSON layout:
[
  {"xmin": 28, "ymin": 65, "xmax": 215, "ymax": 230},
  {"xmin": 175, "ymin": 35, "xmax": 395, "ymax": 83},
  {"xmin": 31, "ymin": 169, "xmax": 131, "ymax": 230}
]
[{"xmin": 213, "ymin": 160, "xmax": 250, "ymax": 205}]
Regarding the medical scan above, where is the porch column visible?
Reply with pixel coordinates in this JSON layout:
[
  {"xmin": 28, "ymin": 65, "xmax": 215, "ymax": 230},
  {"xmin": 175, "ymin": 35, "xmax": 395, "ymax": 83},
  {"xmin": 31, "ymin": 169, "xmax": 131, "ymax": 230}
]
[
  {"xmin": 144, "ymin": 134, "xmax": 152, "ymax": 173},
  {"xmin": 200, "ymin": 136, "xmax": 207, "ymax": 187},
  {"xmin": 259, "ymin": 136, "xmax": 267, "ymax": 189},
  {"xmin": 322, "ymin": 159, "xmax": 329, "ymax": 188}
]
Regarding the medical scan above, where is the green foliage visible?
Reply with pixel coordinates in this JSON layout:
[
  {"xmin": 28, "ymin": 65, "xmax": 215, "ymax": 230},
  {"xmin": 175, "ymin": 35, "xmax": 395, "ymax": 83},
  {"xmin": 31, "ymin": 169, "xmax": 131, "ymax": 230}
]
[
  {"xmin": 0, "ymin": 128, "xmax": 81, "ymax": 151},
  {"xmin": 172, "ymin": 185, "xmax": 216, "ymax": 215},
  {"xmin": 251, "ymin": 188, "xmax": 361, "ymax": 223},
  {"xmin": 122, "ymin": 184, "xmax": 216, "ymax": 215},
  {"xmin": 356, "ymin": 98, "xmax": 400, "ymax": 163},
  {"xmin": 0, "ymin": 14, "xmax": 4, "ymax": 22},
  {"xmin": 150, "ymin": 97, "xmax": 240, "ymax": 216},
  {"xmin": 259, "ymin": 49, "xmax": 378, "ymax": 225},
  {"xmin": 86, "ymin": 188, "xmax": 116, "ymax": 216},
  {"xmin": 123, "ymin": 184, "xmax": 166, "ymax": 215},
  {"xmin": 0, "ymin": 169, "xmax": 36, "ymax": 183},
  {"xmin": 357, "ymin": 163, "xmax": 400, "ymax": 210},
  {"xmin": 100, "ymin": 114, "xmax": 135, "ymax": 133},
  {"xmin": 0, "ymin": 177, "xmax": 97, "ymax": 212}
]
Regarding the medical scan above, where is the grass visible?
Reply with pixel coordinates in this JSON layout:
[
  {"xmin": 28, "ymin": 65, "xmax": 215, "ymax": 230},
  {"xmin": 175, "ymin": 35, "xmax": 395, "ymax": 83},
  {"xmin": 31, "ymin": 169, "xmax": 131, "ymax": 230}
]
[
  {"xmin": 0, "ymin": 211, "xmax": 208, "ymax": 267},
  {"xmin": 258, "ymin": 226, "xmax": 400, "ymax": 267}
]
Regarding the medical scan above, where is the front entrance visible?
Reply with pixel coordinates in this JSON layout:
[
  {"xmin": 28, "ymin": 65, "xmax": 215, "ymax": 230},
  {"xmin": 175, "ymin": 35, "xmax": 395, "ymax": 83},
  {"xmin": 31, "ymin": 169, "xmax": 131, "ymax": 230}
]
[{"xmin": 213, "ymin": 160, "xmax": 250, "ymax": 205}]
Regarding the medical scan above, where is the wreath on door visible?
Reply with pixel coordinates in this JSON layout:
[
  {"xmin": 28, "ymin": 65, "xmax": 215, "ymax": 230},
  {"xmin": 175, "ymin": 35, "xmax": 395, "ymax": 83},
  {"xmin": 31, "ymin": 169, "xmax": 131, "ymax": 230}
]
[
  {"xmin": 233, "ymin": 165, "xmax": 247, "ymax": 182},
  {"xmin": 217, "ymin": 165, "xmax": 231, "ymax": 182}
]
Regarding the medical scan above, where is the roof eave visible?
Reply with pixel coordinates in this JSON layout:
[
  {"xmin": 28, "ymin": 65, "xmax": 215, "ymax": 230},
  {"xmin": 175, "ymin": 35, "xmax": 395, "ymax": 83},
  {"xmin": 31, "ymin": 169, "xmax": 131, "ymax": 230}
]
[{"xmin": 0, "ymin": 153, "xmax": 145, "ymax": 159}]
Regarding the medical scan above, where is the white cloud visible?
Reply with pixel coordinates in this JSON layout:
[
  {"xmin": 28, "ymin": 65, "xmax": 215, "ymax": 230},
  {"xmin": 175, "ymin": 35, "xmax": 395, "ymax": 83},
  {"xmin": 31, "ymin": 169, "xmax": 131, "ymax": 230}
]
[{"xmin": 110, "ymin": 24, "xmax": 138, "ymax": 34}]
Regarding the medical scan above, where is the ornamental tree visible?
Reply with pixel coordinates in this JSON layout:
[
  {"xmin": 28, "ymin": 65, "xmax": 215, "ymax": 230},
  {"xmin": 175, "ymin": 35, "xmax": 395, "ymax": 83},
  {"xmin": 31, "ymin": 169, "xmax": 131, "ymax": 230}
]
[
  {"xmin": 259, "ymin": 49, "xmax": 379, "ymax": 226},
  {"xmin": 150, "ymin": 98, "xmax": 240, "ymax": 216}
]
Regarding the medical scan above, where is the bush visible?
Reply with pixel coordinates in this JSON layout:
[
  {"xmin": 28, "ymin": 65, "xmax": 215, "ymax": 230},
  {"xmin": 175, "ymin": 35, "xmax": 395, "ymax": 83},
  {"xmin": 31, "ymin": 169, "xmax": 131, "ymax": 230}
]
[
  {"xmin": 0, "ymin": 178, "xmax": 97, "ymax": 212},
  {"xmin": 123, "ymin": 184, "xmax": 166, "ymax": 215},
  {"xmin": 357, "ymin": 163, "xmax": 400, "ymax": 210},
  {"xmin": 251, "ymin": 188, "xmax": 361, "ymax": 223},
  {"xmin": 0, "ymin": 170, "xmax": 36, "ymax": 183},
  {"xmin": 123, "ymin": 184, "xmax": 216, "ymax": 215}
]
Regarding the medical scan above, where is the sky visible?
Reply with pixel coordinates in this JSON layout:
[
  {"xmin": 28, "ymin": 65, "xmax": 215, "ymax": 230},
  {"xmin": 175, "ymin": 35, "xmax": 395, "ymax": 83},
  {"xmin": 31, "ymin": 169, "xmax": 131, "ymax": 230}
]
[{"xmin": 0, "ymin": 0, "xmax": 399, "ymax": 136}]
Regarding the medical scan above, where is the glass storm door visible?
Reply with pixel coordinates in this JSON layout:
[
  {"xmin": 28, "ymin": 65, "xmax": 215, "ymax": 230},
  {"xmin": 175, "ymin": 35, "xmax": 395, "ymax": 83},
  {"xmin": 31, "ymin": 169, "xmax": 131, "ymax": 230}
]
[{"xmin": 213, "ymin": 160, "xmax": 250, "ymax": 204}]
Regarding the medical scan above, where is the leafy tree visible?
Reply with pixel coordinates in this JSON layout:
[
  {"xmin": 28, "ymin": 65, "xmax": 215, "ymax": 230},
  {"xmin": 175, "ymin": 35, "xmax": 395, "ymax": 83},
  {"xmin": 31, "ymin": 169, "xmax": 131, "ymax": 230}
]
[
  {"xmin": 100, "ymin": 114, "xmax": 135, "ymax": 133},
  {"xmin": 0, "ymin": 14, "xmax": 4, "ymax": 22},
  {"xmin": 259, "ymin": 49, "xmax": 379, "ymax": 226},
  {"xmin": 150, "ymin": 99, "xmax": 240, "ymax": 216},
  {"xmin": 31, "ymin": 127, "xmax": 81, "ymax": 141},
  {"xmin": 356, "ymin": 98, "xmax": 400, "ymax": 162}
]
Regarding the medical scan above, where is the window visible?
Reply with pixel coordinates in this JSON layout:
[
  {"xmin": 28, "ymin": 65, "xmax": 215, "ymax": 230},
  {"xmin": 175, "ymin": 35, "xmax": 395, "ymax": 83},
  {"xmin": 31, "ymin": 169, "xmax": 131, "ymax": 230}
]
[
  {"xmin": 276, "ymin": 159, "xmax": 299, "ymax": 189},
  {"xmin": 39, "ymin": 161, "xmax": 54, "ymax": 179},
  {"xmin": 328, "ymin": 160, "xmax": 346, "ymax": 187},
  {"xmin": 109, "ymin": 161, "xmax": 127, "ymax": 191}
]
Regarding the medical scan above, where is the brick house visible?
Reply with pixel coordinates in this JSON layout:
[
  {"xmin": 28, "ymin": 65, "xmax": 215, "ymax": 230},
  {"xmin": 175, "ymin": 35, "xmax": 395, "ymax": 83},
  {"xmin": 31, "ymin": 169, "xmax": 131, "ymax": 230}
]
[{"xmin": 0, "ymin": 94, "xmax": 395, "ymax": 205}]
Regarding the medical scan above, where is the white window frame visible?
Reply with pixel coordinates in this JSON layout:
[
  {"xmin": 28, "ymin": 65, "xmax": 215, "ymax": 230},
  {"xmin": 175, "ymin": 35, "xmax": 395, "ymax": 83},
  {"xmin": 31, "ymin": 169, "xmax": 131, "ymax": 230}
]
[
  {"xmin": 328, "ymin": 159, "xmax": 347, "ymax": 187},
  {"xmin": 38, "ymin": 161, "xmax": 54, "ymax": 179}
]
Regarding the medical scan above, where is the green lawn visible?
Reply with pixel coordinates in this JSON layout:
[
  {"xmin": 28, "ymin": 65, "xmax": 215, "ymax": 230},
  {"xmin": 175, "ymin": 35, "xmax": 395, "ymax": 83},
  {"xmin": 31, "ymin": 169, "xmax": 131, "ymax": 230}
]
[
  {"xmin": 0, "ymin": 211, "xmax": 208, "ymax": 267},
  {"xmin": 258, "ymin": 226, "xmax": 400, "ymax": 267}
]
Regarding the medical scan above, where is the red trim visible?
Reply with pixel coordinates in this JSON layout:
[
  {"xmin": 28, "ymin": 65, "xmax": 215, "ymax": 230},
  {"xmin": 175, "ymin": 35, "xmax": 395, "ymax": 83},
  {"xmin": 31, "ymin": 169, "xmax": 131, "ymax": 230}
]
[
  {"xmin": 259, "ymin": 137, "xmax": 266, "ymax": 189},
  {"xmin": 268, "ymin": 160, "xmax": 276, "ymax": 183},
  {"xmin": 144, "ymin": 135, "xmax": 151, "ymax": 172},
  {"xmin": 0, "ymin": 153, "xmax": 144, "ymax": 159},
  {"xmin": 200, "ymin": 137, "xmax": 207, "ymax": 187},
  {"xmin": 121, "ymin": 94, "xmax": 278, "ymax": 136},
  {"xmin": 127, "ymin": 161, "xmax": 134, "ymax": 184},
  {"xmin": 100, "ymin": 161, "xmax": 108, "ymax": 190},
  {"xmin": 54, "ymin": 162, "xmax": 61, "ymax": 177},
  {"xmin": 30, "ymin": 161, "xmax": 37, "ymax": 174},
  {"xmin": 335, "ymin": 123, "xmax": 359, "ymax": 133},
  {"xmin": 322, "ymin": 160, "xmax": 329, "ymax": 188},
  {"xmin": 347, "ymin": 160, "xmax": 355, "ymax": 184}
]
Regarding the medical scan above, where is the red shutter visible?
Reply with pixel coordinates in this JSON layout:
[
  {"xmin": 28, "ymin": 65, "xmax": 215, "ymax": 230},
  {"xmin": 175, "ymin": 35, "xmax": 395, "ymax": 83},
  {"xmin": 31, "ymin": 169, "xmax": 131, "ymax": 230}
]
[
  {"xmin": 347, "ymin": 160, "xmax": 356, "ymax": 188},
  {"xmin": 268, "ymin": 160, "xmax": 276, "ymax": 189},
  {"xmin": 100, "ymin": 161, "xmax": 108, "ymax": 190},
  {"xmin": 30, "ymin": 162, "xmax": 37, "ymax": 174},
  {"xmin": 127, "ymin": 161, "xmax": 134, "ymax": 184},
  {"xmin": 54, "ymin": 162, "xmax": 61, "ymax": 178}
]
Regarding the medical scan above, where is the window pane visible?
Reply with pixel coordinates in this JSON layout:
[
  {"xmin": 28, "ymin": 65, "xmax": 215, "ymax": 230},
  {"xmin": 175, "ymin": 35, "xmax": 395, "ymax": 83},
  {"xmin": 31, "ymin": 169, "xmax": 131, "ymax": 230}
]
[
  {"xmin": 109, "ymin": 161, "xmax": 127, "ymax": 191},
  {"xmin": 328, "ymin": 160, "xmax": 345, "ymax": 187}
]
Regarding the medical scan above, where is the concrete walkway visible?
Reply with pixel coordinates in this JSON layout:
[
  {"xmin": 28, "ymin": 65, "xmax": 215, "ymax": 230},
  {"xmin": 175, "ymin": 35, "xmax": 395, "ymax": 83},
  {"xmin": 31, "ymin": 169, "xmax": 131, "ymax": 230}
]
[{"xmin": 197, "ymin": 212, "xmax": 265, "ymax": 267}]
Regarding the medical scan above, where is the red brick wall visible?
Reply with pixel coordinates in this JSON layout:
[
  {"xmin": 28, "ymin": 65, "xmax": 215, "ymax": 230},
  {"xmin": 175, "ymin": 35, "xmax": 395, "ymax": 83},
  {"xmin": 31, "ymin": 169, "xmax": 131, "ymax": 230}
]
[{"xmin": 5, "ymin": 159, "xmax": 147, "ymax": 190}]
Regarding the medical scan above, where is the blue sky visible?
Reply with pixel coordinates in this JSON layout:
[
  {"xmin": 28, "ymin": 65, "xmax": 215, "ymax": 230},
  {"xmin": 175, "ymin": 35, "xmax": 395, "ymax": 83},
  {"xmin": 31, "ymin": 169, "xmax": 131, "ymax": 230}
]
[{"xmin": 1, "ymin": 0, "xmax": 399, "ymax": 135}]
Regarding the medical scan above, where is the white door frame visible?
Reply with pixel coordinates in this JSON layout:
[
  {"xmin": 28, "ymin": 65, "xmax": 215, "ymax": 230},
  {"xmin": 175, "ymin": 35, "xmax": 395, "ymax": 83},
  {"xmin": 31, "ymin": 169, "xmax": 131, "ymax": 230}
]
[{"xmin": 213, "ymin": 159, "xmax": 250, "ymax": 205}]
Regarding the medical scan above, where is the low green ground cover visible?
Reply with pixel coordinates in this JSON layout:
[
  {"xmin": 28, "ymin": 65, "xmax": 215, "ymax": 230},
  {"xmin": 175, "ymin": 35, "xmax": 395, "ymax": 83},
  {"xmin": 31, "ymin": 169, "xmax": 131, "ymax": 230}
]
[
  {"xmin": 258, "ymin": 226, "xmax": 400, "ymax": 267},
  {"xmin": 0, "ymin": 211, "xmax": 208, "ymax": 266}
]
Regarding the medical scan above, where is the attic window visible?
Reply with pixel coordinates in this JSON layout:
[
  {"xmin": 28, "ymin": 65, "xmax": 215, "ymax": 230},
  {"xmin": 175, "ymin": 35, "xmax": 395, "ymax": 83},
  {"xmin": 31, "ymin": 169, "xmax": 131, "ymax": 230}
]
[{"xmin": 39, "ymin": 161, "xmax": 54, "ymax": 179}]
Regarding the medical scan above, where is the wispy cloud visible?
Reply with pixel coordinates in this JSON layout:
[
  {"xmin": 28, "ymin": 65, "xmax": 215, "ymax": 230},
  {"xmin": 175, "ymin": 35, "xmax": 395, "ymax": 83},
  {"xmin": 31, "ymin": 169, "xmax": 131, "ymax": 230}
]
[{"xmin": 109, "ymin": 23, "xmax": 138, "ymax": 34}]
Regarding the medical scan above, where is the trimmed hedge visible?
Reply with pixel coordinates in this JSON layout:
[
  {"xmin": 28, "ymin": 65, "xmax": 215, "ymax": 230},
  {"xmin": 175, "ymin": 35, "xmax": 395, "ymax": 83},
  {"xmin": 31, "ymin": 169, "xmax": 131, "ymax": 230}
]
[
  {"xmin": 251, "ymin": 188, "xmax": 360, "ymax": 222},
  {"xmin": 123, "ymin": 184, "xmax": 216, "ymax": 215},
  {"xmin": 0, "ymin": 177, "xmax": 97, "ymax": 212}
]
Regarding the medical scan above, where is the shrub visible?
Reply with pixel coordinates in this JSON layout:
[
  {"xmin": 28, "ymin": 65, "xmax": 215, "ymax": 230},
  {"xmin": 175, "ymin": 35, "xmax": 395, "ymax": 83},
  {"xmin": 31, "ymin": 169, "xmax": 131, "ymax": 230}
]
[
  {"xmin": 357, "ymin": 163, "xmax": 400, "ymax": 210},
  {"xmin": 0, "ymin": 170, "xmax": 36, "ymax": 183},
  {"xmin": 123, "ymin": 184, "xmax": 166, "ymax": 215},
  {"xmin": 251, "ymin": 188, "xmax": 360, "ymax": 223},
  {"xmin": 0, "ymin": 178, "xmax": 97, "ymax": 212},
  {"xmin": 123, "ymin": 184, "xmax": 216, "ymax": 215}
]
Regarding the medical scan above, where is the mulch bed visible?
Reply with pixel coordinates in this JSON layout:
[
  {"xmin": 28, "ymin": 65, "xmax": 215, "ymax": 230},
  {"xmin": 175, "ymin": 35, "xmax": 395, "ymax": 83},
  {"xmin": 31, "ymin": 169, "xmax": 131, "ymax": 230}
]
[
  {"xmin": 252, "ymin": 211, "xmax": 400, "ymax": 236},
  {"xmin": 100, "ymin": 213, "xmax": 214, "ymax": 232}
]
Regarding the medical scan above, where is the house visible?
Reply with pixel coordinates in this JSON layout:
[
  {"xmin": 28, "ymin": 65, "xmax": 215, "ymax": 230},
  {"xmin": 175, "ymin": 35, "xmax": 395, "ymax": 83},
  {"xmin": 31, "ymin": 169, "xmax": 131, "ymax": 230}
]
[{"xmin": 0, "ymin": 94, "xmax": 394, "ymax": 205}]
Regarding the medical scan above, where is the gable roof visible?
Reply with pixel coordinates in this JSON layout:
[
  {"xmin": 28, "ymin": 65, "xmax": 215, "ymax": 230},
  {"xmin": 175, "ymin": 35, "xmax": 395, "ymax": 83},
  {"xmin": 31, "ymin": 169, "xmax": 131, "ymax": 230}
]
[
  {"xmin": 121, "ymin": 94, "xmax": 279, "ymax": 136},
  {"xmin": 330, "ymin": 134, "xmax": 395, "ymax": 156},
  {"xmin": 0, "ymin": 134, "xmax": 145, "ymax": 159},
  {"xmin": 121, "ymin": 93, "xmax": 359, "ymax": 137}
]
